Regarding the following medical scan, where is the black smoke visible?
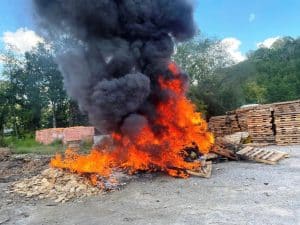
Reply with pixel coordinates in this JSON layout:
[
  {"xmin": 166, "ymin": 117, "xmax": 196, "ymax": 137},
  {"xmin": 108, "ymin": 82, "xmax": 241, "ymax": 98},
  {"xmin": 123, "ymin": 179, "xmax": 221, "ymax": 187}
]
[{"xmin": 32, "ymin": 0, "xmax": 196, "ymax": 135}]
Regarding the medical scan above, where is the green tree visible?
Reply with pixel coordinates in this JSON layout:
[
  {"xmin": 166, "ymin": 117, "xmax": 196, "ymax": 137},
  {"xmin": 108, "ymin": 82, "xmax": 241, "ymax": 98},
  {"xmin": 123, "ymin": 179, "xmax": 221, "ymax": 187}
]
[
  {"xmin": 173, "ymin": 34, "xmax": 234, "ymax": 116},
  {"xmin": 1, "ymin": 42, "xmax": 88, "ymax": 137}
]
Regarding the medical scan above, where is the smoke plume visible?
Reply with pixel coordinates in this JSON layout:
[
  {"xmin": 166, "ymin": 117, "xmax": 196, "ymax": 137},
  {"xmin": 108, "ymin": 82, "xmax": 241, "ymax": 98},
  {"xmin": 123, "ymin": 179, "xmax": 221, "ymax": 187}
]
[{"xmin": 32, "ymin": 0, "xmax": 196, "ymax": 135}]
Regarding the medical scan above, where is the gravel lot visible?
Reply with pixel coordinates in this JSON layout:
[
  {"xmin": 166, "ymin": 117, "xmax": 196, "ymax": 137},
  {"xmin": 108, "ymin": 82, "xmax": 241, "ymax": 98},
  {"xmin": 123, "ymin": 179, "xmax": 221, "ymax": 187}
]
[{"xmin": 1, "ymin": 145, "xmax": 299, "ymax": 225}]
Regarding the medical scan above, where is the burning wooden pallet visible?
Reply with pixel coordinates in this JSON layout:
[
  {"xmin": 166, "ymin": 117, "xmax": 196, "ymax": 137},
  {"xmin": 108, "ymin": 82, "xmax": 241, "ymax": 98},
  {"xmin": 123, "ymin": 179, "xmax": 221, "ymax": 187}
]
[{"xmin": 237, "ymin": 146, "xmax": 289, "ymax": 165}]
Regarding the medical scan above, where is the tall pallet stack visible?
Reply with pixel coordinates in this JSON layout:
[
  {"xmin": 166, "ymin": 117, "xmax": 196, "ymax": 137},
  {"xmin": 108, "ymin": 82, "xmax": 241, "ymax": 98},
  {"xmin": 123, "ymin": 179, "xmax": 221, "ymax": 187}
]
[
  {"xmin": 247, "ymin": 106, "xmax": 275, "ymax": 143},
  {"xmin": 208, "ymin": 114, "xmax": 240, "ymax": 137},
  {"xmin": 274, "ymin": 100, "xmax": 300, "ymax": 145},
  {"xmin": 235, "ymin": 105, "xmax": 258, "ymax": 132}
]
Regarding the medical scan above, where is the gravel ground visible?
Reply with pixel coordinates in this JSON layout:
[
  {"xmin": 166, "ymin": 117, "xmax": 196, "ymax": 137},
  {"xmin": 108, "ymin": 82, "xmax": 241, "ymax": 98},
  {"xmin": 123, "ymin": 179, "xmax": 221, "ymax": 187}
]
[{"xmin": 0, "ymin": 145, "xmax": 299, "ymax": 225}]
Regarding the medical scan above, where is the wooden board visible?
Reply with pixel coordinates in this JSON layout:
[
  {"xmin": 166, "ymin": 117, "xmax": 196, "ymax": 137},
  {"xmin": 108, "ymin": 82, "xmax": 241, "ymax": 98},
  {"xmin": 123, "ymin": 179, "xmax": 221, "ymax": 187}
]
[
  {"xmin": 187, "ymin": 161, "xmax": 212, "ymax": 178},
  {"xmin": 237, "ymin": 147, "xmax": 289, "ymax": 165},
  {"xmin": 210, "ymin": 145, "xmax": 238, "ymax": 160}
]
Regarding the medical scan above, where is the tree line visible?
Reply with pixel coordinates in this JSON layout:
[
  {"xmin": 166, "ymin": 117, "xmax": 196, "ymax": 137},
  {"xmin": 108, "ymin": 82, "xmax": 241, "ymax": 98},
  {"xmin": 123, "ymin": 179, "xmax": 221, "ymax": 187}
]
[
  {"xmin": 174, "ymin": 36, "xmax": 300, "ymax": 117},
  {"xmin": 1, "ymin": 36, "xmax": 299, "ymax": 143},
  {"xmin": 0, "ymin": 43, "xmax": 88, "ymax": 143}
]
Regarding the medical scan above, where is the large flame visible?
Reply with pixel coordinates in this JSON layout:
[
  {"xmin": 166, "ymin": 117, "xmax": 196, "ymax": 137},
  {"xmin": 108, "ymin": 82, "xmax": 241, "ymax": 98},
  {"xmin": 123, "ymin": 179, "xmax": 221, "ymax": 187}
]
[{"xmin": 51, "ymin": 63, "xmax": 214, "ymax": 179}]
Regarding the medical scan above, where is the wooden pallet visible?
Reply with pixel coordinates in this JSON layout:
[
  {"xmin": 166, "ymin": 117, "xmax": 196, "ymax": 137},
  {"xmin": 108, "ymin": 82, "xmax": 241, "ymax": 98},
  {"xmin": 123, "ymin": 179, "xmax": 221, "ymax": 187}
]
[
  {"xmin": 276, "ymin": 135, "xmax": 300, "ymax": 145},
  {"xmin": 273, "ymin": 100, "xmax": 300, "ymax": 115},
  {"xmin": 211, "ymin": 145, "xmax": 238, "ymax": 160},
  {"xmin": 237, "ymin": 147, "xmax": 289, "ymax": 164},
  {"xmin": 209, "ymin": 114, "xmax": 241, "ymax": 137},
  {"xmin": 247, "ymin": 108, "xmax": 275, "ymax": 143}
]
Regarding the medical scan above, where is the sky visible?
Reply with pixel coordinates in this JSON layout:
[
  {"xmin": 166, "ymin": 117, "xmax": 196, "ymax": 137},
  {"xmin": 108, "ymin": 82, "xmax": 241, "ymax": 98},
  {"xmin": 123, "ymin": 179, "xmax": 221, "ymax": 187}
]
[{"xmin": 0, "ymin": 0, "xmax": 299, "ymax": 63}]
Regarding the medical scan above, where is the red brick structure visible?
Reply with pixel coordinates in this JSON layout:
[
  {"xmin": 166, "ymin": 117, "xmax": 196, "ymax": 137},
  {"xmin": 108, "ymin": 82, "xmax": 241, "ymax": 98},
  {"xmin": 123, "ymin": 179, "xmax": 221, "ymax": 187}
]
[{"xmin": 35, "ymin": 126, "xmax": 95, "ymax": 145}]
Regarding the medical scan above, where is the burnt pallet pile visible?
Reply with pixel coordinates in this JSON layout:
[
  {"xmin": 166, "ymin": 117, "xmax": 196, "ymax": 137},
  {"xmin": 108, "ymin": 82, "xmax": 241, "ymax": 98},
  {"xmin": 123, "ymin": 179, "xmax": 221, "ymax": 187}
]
[
  {"xmin": 247, "ymin": 106, "xmax": 275, "ymax": 144},
  {"xmin": 208, "ymin": 115, "xmax": 240, "ymax": 137},
  {"xmin": 274, "ymin": 100, "xmax": 300, "ymax": 145}
]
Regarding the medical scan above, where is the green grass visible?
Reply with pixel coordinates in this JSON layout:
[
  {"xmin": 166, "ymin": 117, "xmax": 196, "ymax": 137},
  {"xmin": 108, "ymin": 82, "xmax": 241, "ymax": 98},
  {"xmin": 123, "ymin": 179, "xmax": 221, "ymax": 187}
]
[
  {"xmin": 3, "ymin": 135, "xmax": 94, "ymax": 155},
  {"xmin": 4, "ymin": 136, "xmax": 65, "ymax": 155}
]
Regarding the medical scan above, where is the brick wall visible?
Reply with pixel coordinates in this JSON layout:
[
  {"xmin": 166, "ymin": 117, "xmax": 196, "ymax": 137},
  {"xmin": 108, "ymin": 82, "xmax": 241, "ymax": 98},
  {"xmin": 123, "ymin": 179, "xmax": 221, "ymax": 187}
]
[{"xmin": 35, "ymin": 126, "xmax": 95, "ymax": 145}]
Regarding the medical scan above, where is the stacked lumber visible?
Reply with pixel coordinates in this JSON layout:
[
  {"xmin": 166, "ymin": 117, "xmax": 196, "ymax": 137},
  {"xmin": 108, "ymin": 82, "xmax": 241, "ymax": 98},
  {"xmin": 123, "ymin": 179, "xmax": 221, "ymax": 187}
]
[
  {"xmin": 274, "ymin": 100, "xmax": 300, "ymax": 145},
  {"xmin": 235, "ymin": 105, "xmax": 258, "ymax": 132},
  {"xmin": 208, "ymin": 114, "xmax": 240, "ymax": 137},
  {"xmin": 247, "ymin": 106, "xmax": 275, "ymax": 143}
]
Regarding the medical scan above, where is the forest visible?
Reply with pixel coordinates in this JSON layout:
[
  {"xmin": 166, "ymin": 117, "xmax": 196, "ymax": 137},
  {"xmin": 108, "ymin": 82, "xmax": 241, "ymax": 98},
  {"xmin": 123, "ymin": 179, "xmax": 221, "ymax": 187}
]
[{"xmin": 0, "ymin": 36, "xmax": 299, "ymax": 144}]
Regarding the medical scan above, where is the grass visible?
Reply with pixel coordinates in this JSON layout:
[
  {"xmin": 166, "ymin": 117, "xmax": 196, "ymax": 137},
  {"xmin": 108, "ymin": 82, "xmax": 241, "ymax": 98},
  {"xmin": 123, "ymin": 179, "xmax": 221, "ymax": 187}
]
[
  {"xmin": 4, "ymin": 136, "xmax": 65, "ymax": 155},
  {"xmin": 2, "ymin": 135, "xmax": 94, "ymax": 155}
]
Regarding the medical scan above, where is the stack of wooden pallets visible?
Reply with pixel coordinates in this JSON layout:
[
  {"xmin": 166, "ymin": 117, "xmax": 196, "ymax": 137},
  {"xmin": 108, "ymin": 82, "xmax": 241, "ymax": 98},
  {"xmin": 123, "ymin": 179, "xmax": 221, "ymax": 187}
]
[
  {"xmin": 247, "ymin": 106, "xmax": 275, "ymax": 143},
  {"xmin": 208, "ymin": 114, "xmax": 240, "ymax": 137},
  {"xmin": 235, "ymin": 106, "xmax": 257, "ymax": 132},
  {"xmin": 274, "ymin": 100, "xmax": 300, "ymax": 145}
]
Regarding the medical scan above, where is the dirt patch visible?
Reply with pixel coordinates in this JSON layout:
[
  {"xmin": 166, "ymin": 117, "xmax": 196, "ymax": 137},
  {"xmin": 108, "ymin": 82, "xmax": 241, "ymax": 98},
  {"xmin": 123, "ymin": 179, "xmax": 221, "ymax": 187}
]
[
  {"xmin": 0, "ymin": 145, "xmax": 299, "ymax": 225},
  {"xmin": 0, "ymin": 154, "xmax": 50, "ymax": 183}
]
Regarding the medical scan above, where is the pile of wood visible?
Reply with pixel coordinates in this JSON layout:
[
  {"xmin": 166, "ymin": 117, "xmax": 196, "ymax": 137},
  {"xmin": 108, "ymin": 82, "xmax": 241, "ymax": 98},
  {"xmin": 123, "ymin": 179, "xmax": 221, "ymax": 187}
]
[
  {"xmin": 207, "ymin": 134, "xmax": 289, "ymax": 166},
  {"xmin": 235, "ymin": 106, "xmax": 258, "ymax": 132},
  {"xmin": 247, "ymin": 106, "xmax": 275, "ymax": 143},
  {"xmin": 10, "ymin": 168, "xmax": 103, "ymax": 203},
  {"xmin": 208, "ymin": 114, "xmax": 240, "ymax": 137},
  {"xmin": 274, "ymin": 100, "xmax": 300, "ymax": 145}
]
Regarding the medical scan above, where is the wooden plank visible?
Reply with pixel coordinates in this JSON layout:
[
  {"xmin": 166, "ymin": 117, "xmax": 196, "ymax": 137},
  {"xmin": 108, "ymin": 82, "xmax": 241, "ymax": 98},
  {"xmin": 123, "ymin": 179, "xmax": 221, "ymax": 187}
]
[
  {"xmin": 261, "ymin": 151, "xmax": 275, "ymax": 160},
  {"xmin": 267, "ymin": 152, "xmax": 289, "ymax": 162},
  {"xmin": 186, "ymin": 161, "xmax": 212, "ymax": 178},
  {"xmin": 210, "ymin": 146, "xmax": 237, "ymax": 160},
  {"xmin": 236, "ymin": 146, "xmax": 254, "ymax": 155},
  {"xmin": 246, "ymin": 148, "xmax": 262, "ymax": 157}
]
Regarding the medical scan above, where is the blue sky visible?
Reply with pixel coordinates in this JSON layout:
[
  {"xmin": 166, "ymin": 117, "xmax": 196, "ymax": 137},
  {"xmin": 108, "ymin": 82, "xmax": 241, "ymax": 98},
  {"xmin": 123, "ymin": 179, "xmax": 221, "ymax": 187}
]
[
  {"xmin": 0, "ymin": 0, "xmax": 299, "ymax": 54},
  {"xmin": 194, "ymin": 0, "xmax": 300, "ymax": 53}
]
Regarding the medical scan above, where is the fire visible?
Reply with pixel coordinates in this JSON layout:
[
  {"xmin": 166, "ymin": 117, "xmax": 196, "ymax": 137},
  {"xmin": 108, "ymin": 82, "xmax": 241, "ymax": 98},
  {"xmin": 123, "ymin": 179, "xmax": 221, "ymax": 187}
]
[{"xmin": 51, "ymin": 62, "xmax": 214, "ymax": 180}]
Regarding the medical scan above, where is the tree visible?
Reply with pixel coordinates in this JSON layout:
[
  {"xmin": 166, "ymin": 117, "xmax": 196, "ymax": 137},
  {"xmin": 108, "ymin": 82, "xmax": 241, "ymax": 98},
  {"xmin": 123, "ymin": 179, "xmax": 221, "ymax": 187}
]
[
  {"xmin": 173, "ymin": 34, "xmax": 234, "ymax": 116},
  {"xmin": 247, "ymin": 37, "xmax": 300, "ymax": 103},
  {"xmin": 1, "ymin": 42, "xmax": 89, "ymax": 137},
  {"xmin": 24, "ymin": 44, "xmax": 70, "ymax": 128}
]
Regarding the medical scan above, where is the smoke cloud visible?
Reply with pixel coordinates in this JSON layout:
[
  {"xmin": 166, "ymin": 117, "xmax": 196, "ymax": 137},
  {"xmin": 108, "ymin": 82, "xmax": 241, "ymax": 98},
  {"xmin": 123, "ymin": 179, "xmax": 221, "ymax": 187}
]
[{"xmin": 32, "ymin": 0, "xmax": 196, "ymax": 135}]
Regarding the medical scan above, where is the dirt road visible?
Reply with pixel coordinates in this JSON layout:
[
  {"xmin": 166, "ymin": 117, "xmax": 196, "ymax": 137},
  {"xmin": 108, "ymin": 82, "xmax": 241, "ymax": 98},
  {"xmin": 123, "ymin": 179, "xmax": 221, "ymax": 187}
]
[{"xmin": 1, "ymin": 145, "xmax": 299, "ymax": 225}]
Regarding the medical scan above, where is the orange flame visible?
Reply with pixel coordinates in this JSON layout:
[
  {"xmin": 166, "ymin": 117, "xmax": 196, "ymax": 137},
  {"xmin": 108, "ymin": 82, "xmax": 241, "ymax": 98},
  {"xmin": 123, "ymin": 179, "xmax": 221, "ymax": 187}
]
[{"xmin": 51, "ymin": 62, "xmax": 214, "ymax": 179}]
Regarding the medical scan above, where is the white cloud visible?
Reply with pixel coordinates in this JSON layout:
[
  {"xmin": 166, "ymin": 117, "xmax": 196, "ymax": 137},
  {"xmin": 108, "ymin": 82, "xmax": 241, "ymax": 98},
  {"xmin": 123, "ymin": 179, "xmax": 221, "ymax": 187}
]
[
  {"xmin": 1, "ymin": 28, "xmax": 44, "ymax": 54},
  {"xmin": 257, "ymin": 36, "xmax": 281, "ymax": 49},
  {"xmin": 221, "ymin": 37, "xmax": 246, "ymax": 63},
  {"xmin": 249, "ymin": 13, "xmax": 256, "ymax": 23}
]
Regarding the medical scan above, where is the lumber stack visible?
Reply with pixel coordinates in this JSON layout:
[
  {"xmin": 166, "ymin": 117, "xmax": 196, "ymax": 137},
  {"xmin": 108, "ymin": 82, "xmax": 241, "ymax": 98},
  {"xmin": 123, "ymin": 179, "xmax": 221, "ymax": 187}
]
[
  {"xmin": 274, "ymin": 100, "xmax": 300, "ymax": 145},
  {"xmin": 208, "ymin": 114, "xmax": 240, "ymax": 137},
  {"xmin": 235, "ymin": 105, "xmax": 258, "ymax": 132},
  {"xmin": 247, "ymin": 106, "xmax": 275, "ymax": 143}
]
